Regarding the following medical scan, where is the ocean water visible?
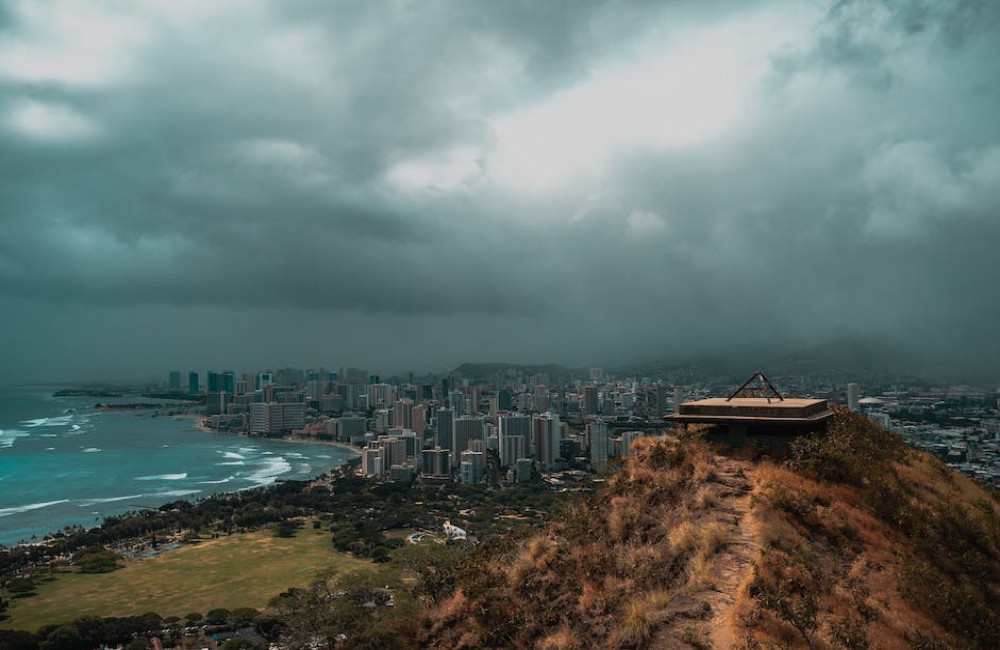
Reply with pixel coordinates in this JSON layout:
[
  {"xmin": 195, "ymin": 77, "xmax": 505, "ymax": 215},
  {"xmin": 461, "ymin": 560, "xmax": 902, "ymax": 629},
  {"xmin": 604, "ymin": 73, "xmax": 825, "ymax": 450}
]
[{"xmin": 0, "ymin": 386, "xmax": 357, "ymax": 546}]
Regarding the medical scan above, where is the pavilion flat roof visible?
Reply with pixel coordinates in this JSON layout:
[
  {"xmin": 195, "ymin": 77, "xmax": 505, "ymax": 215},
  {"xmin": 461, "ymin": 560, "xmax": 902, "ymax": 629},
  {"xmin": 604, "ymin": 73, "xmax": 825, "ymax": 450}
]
[{"xmin": 667, "ymin": 397, "xmax": 833, "ymax": 425}]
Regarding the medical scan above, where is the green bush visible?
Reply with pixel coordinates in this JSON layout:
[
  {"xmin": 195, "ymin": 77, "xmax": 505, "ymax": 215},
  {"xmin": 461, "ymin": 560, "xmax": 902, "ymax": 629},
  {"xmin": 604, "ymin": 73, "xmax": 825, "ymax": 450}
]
[
  {"xmin": 72, "ymin": 546, "xmax": 122, "ymax": 573},
  {"xmin": 790, "ymin": 408, "xmax": 907, "ymax": 487}
]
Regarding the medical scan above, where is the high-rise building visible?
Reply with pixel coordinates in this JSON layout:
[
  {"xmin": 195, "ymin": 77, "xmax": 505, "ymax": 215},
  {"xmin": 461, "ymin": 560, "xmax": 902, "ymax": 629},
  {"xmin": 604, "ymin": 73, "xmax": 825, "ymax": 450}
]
[
  {"xmin": 394, "ymin": 398, "xmax": 414, "ymax": 430},
  {"xmin": 362, "ymin": 446, "xmax": 384, "ymax": 478},
  {"xmin": 847, "ymin": 383, "xmax": 860, "ymax": 412},
  {"xmin": 374, "ymin": 408, "xmax": 392, "ymax": 432},
  {"xmin": 337, "ymin": 416, "xmax": 368, "ymax": 444},
  {"xmin": 188, "ymin": 371, "xmax": 199, "ymax": 395},
  {"xmin": 532, "ymin": 413, "xmax": 561, "ymax": 471},
  {"xmin": 207, "ymin": 371, "xmax": 221, "ymax": 393},
  {"xmin": 589, "ymin": 367, "xmax": 604, "ymax": 382},
  {"xmin": 168, "ymin": 371, "xmax": 181, "ymax": 390},
  {"xmin": 515, "ymin": 457, "xmax": 533, "ymax": 483},
  {"xmin": 534, "ymin": 386, "xmax": 551, "ymax": 413},
  {"xmin": 435, "ymin": 408, "xmax": 454, "ymax": 456},
  {"xmin": 421, "ymin": 447, "xmax": 450, "ymax": 476},
  {"xmin": 369, "ymin": 383, "xmax": 395, "ymax": 409},
  {"xmin": 498, "ymin": 389, "xmax": 514, "ymax": 411},
  {"xmin": 465, "ymin": 386, "xmax": 481, "ymax": 414},
  {"xmin": 674, "ymin": 386, "xmax": 684, "ymax": 413},
  {"xmin": 499, "ymin": 414, "xmax": 531, "ymax": 466},
  {"xmin": 449, "ymin": 390, "xmax": 467, "ymax": 416},
  {"xmin": 336, "ymin": 383, "xmax": 356, "ymax": 410},
  {"xmin": 206, "ymin": 392, "xmax": 231, "ymax": 416},
  {"xmin": 250, "ymin": 402, "xmax": 305, "ymax": 435},
  {"xmin": 459, "ymin": 450, "xmax": 485, "ymax": 484},
  {"xmin": 411, "ymin": 403, "xmax": 426, "ymax": 439},
  {"xmin": 452, "ymin": 416, "xmax": 485, "ymax": 466},
  {"xmin": 377, "ymin": 436, "xmax": 408, "ymax": 469},
  {"xmin": 222, "ymin": 371, "xmax": 236, "ymax": 395},
  {"xmin": 589, "ymin": 419, "xmax": 609, "ymax": 471},
  {"xmin": 499, "ymin": 434, "xmax": 526, "ymax": 468},
  {"xmin": 584, "ymin": 386, "xmax": 599, "ymax": 415},
  {"xmin": 654, "ymin": 384, "xmax": 666, "ymax": 417}
]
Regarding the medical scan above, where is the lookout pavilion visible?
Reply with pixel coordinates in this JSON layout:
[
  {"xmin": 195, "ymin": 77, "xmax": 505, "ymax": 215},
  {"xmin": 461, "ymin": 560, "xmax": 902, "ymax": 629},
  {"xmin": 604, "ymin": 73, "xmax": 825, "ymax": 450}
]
[{"xmin": 667, "ymin": 372, "xmax": 833, "ymax": 437}]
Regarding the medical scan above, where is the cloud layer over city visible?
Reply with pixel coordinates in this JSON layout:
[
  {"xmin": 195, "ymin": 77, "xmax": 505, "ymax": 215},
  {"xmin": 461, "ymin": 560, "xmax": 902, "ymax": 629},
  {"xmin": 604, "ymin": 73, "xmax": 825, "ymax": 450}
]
[{"xmin": 2, "ymin": 0, "xmax": 999, "ymax": 379}]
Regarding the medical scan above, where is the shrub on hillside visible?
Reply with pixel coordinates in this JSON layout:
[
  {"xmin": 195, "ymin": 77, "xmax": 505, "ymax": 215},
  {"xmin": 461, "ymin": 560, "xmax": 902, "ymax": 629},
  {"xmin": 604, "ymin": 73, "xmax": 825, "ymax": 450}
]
[{"xmin": 790, "ymin": 407, "xmax": 907, "ymax": 486}]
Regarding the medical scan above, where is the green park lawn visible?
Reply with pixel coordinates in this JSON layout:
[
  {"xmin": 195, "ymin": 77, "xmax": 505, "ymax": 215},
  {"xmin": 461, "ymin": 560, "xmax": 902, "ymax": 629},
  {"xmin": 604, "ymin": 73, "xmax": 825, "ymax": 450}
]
[{"xmin": 3, "ymin": 525, "xmax": 372, "ymax": 632}]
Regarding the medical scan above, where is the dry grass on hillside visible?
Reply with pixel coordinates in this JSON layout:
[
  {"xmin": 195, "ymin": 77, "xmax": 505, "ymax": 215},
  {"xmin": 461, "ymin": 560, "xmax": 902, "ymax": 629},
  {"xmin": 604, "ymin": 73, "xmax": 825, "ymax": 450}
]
[
  {"xmin": 420, "ymin": 435, "xmax": 759, "ymax": 648},
  {"xmin": 736, "ymin": 409, "xmax": 1000, "ymax": 650},
  {"xmin": 419, "ymin": 410, "xmax": 1000, "ymax": 649}
]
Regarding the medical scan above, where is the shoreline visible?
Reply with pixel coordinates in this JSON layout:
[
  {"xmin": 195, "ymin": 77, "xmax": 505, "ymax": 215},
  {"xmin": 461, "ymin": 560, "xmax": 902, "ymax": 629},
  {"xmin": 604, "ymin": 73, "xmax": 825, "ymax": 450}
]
[{"xmin": 174, "ymin": 413, "xmax": 362, "ymax": 455}]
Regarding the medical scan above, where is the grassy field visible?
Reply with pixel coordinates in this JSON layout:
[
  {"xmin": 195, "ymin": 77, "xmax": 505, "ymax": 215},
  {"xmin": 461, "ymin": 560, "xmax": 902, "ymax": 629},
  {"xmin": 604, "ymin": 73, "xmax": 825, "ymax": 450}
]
[{"xmin": 2, "ymin": 525, "xmax": 372, "ymax": 632}]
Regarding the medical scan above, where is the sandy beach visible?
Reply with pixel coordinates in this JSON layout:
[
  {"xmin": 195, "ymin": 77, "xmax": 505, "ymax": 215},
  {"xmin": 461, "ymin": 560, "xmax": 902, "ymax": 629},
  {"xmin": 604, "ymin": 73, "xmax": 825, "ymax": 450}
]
[{"xmin": 177, "ymin": 413, "xmax": 362, "ymax": 454}]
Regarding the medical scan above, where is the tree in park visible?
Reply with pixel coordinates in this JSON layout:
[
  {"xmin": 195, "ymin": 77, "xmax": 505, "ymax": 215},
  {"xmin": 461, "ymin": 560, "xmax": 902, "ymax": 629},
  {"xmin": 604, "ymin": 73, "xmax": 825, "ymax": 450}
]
[
  {"xmin": 205, "ymin": 608, "xmax": 231, "ymax": 626},
  {"xmin": 7, "ymin": 577, "xmax": 36, "ymax": 596},
  {"xmin": 72, "ymin": 546, "xmax": 122, "ymax": 573}
]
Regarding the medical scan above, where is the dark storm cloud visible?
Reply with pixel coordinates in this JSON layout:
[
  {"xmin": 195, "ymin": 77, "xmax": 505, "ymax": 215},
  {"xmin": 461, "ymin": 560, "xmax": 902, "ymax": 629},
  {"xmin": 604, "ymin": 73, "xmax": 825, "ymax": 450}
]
[{"xmin": 1, "ymin": 0, "xmax": 999, "ymax": 379}]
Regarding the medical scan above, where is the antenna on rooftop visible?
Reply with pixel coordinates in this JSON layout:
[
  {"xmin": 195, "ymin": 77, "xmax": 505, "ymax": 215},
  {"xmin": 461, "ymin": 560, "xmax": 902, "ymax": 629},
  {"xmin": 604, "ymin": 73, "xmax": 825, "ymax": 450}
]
[{"xmin": 727, "ymin": 372, "xmax": 783, "ymax": 402}]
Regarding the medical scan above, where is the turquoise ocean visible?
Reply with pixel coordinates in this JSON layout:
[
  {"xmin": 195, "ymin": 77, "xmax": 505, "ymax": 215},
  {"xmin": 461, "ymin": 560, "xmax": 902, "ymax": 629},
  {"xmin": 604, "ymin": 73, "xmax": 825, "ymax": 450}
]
[{"xmin": 0, "ymin": 386, "xmax": 356, "ymax": 546}]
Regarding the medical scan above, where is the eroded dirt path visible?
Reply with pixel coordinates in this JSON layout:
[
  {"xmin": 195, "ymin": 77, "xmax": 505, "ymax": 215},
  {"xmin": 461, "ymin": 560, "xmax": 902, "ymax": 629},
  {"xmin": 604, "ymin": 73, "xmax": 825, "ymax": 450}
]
[{"xmin": 653, "ymin": 456, "xmax": 760, "ymax": 649}]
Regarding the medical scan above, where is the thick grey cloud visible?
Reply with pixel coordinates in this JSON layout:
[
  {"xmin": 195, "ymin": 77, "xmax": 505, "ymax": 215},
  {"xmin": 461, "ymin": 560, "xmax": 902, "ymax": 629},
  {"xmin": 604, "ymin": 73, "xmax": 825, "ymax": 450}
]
[{"xmin": 1, "ymin": 0, "xmax": 998, "ymax": 380}]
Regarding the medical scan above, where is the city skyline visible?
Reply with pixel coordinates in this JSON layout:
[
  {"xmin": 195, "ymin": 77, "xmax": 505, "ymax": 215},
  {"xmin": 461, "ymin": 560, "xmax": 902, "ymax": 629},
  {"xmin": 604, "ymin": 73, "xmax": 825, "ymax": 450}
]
[{"xmin": 2, "ymin": 1, "xmax": 999, "ymax": 382}]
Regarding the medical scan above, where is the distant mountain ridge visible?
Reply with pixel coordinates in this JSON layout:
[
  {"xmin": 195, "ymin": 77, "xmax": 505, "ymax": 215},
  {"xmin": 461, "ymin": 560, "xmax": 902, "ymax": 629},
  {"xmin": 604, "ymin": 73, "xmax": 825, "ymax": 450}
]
[
  {"xmin": 449, "ymin": 362, "xmax": 582, "ymax": 382},
  {"xmin": 449, "ymin": 333, "xmax": 999, "ymax": 384}
]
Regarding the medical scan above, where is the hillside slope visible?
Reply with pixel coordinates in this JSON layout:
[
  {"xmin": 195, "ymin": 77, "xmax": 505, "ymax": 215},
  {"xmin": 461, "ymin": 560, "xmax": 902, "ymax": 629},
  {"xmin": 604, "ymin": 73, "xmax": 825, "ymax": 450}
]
[{"xmin": 419, "ymin": 410, "xmax": 1000, "ymax": 649}]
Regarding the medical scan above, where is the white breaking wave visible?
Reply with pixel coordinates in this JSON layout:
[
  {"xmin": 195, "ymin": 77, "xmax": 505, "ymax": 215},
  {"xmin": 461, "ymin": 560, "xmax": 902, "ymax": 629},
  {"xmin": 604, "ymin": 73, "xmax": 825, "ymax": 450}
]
[
  {"xmin": 81, "ymin": 447, "xmax": 102, "ymax": 453},
  {"xmin": 154, "ymin": 489, "xmax": 202, "ymax": 498},
  {"xmin": 217, "ymin": 461, "xmax": 245, "ymax": 466},
  {"xmin": 198, "ymin": 476, "xmax": 235, "ymax": 485},
  {"xmin": 223, "ymin": 451, "xmax": 245, "ymax": 460},
  {"xmin": 246, "ymin": 456, "xmax": 292, "ymax": 486},
  {"xmin": 21, "ymin": 415, "xmax": 74, "ymax": 428},
  {"xmin": 0, "ymin": 499, "xmax": 69, "ymax": 518},
  {"xmin": 135, "ymin": 473, "xmax": 188, "ymax": 481},
  {"xmin": 0, "ymin": 429, "xmax": 29, "ymax": 448},
  {"xmin": 77, "ymin": 494, "xmax": 144, "ymax": 507},
  {"xmin": 285, "ymin": 452, "xmax": 306, "ymax": 458}
]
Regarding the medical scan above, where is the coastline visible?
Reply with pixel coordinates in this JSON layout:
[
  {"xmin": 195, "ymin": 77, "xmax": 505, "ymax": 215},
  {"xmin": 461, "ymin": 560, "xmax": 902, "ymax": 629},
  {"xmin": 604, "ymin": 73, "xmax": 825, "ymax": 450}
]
[
  {"xmin": 0, "ymin": 393, "xmax": 360, "ymax": 547},
  {"xmin": 279, "ymin": 435, "xmax": 363, "ymax": 455},
  {"xmin": 174, "ymin": 413, "xmax": 362, "ymax": 455}
]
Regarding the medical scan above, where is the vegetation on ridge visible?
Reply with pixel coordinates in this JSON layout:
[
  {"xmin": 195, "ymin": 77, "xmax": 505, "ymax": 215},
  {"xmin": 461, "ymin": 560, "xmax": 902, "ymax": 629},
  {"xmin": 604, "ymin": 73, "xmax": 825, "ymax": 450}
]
[{"xmin": 420, "ymin": 409, "xmax": 1000, "ymax": 649}]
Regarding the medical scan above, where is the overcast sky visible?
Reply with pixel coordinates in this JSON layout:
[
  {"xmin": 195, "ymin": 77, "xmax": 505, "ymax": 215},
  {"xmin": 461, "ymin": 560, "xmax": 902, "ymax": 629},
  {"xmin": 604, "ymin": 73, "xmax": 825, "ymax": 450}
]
[{"xmin": 1, "ymin": 0, "xmax": 999, "ymax": 381}]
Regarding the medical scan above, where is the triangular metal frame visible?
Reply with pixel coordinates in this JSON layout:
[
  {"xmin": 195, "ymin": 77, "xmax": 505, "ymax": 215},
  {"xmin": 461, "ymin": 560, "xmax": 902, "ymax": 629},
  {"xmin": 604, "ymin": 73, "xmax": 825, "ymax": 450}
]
[{"xmin": 726, "ymin": 371, "xmax": 784, "ymax": 402}]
